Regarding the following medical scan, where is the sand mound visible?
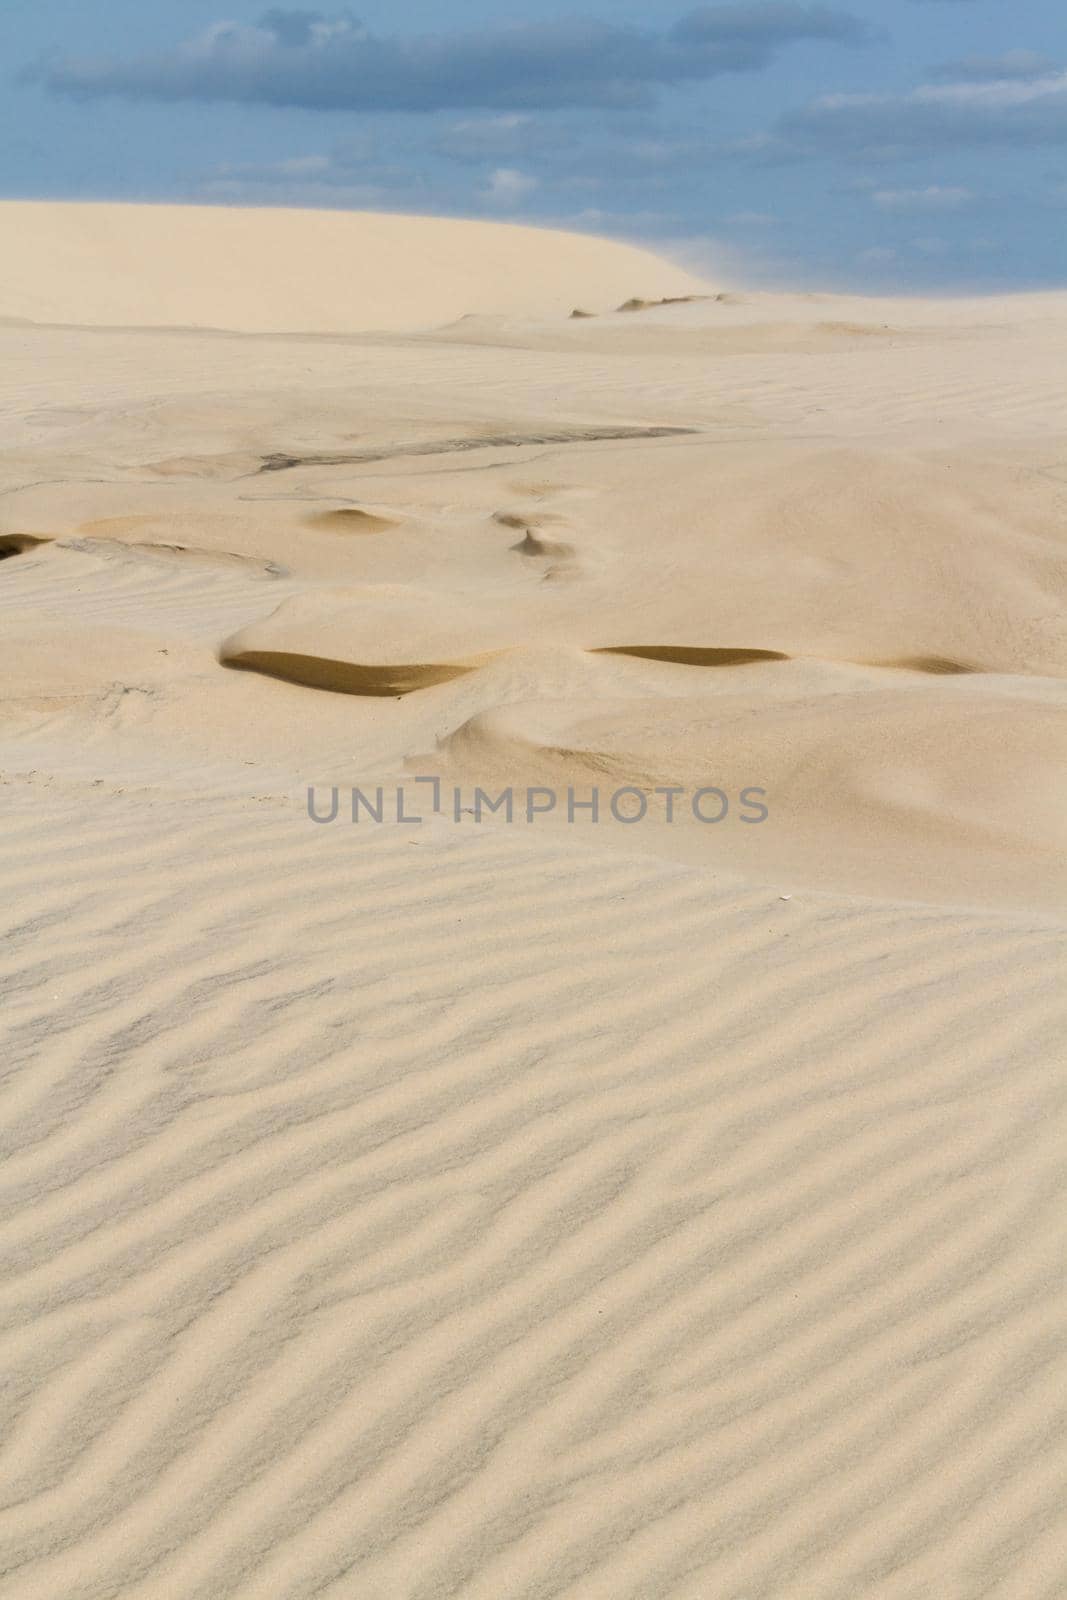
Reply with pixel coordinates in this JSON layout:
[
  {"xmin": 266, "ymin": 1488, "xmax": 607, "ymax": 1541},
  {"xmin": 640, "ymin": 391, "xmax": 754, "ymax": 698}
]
[
  {"xmin": 432, "ymin": 675, "xmax": 1067, "ymax": 910},
  {"xmin": 0, "ymin": 202, "xmax": 708, "ymax": 334},
  {"xmin": 306, "ymin": 508, "xmax": 402, "ymax": 534}
]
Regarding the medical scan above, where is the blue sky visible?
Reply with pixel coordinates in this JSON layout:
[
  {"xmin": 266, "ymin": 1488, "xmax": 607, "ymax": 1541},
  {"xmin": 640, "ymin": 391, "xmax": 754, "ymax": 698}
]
[{"xmin": 3, "ymin": 0, "xmax": 1065, "ymax": 290}]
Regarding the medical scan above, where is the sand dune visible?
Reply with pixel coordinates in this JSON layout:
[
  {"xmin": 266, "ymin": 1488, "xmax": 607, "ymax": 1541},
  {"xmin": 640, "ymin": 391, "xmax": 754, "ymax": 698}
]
[
  {"xmin": 2, "ymin": 203, "xmax": 1067, "ymax": 1598},
  {"xmin": 0, "ymin": 202, "xmax": 707, "ymax": 334}
]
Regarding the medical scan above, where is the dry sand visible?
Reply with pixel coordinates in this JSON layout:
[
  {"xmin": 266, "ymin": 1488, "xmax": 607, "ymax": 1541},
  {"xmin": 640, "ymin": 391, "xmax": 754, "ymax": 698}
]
[
  {"xmin": 1, "ymin": 201, "xmax": 1066, "ymax": 1599},
  {"xmin": 0, "ymin": 202, "xmax": 705, "ymax": 333}
]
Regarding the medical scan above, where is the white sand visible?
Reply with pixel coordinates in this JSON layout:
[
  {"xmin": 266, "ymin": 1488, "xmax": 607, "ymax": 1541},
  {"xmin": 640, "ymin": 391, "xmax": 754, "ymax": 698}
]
[{"xmin": 1, "ymin": 202, "xmax": 1066, "ymax": 1599}]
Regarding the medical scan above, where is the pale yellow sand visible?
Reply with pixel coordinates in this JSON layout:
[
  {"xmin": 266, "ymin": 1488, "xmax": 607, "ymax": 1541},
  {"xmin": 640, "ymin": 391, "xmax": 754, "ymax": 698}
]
[
  {"xmin": 0, "ymin": 201, "xmax": 705, "ymax": 333},
  {"xmin": 1, "ymin": 203, "xmax": 1066, "ymax": 1599}
]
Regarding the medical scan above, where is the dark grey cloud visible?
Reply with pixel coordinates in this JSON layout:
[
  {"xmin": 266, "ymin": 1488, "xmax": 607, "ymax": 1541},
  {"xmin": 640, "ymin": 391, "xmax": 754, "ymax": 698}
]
[
  {"xmin": 776, "ymin": 73, "xmax": 1067, "ymax": 160},
  {"xmin": 37, "ymin": 5, "xmax": 875, "ymax": 114}
]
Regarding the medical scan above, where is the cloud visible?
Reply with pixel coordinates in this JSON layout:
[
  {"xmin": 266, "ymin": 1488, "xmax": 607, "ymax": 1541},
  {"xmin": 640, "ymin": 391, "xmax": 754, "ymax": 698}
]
[
  {"xmin": 200, "ymin": 134, "xmax": 429, "ymax": 205},
  {"xmin": 435, "ymin": 115, "xmax": 727, "ymax": 192},
  {"xmin": 777, "ymin": 72, "xmax": 1067, "ymax": 159},
  {"xmin": 931, "ymin": 51, "xmax": 1060, "ymax": 84},
  {"xmin": 37, "ymin": 5, "xmax": 875, "ymax": 114},
  {"xmin": 257, "ymin": 10, "xmax": 326, "ymax": 49},
  {"xmin": 229, "ymin": 152, "xmax": 334, "ymax": 180},
  {"xmin": 871, "ymin": 184, "xmax": 973, "ymax": 211},
  {"xmin": 566, "ymin": 207, "xmax": 685, "ymax": 230},
  {"xmin": 713, "ymin": 130, "xmax": 810, "ymax": 164},
  {"xmin": 482, "ymin": 167, "xmax": 540, "ymax": 206},
  {"xmin": 436, "ymin": 115, "xmax": 569, "ymax": 164},
  {"xmin": 909, "ymin": 236, "xmax": 950, "ymax": 256},
  {"xmin": 200, "ymin": 177, "xmax": 392, "ymax": 207}
]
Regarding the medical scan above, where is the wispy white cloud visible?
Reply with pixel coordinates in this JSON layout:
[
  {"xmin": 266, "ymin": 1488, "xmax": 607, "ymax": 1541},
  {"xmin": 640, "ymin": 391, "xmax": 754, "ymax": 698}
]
[
  {"xmin": 777, "ymin": 70, "xmax": 1067, "ymax": 158},
  {"xmin": 932, "ymin": 50, "xmax": 1059, "ymax": 84},
  {"xmin": 871, "ymin": 184, "xmax": 973, "ymax": 211},
  {"xmin": 482, "ymin": 167, "xmax": 540, "ymax": 206}
]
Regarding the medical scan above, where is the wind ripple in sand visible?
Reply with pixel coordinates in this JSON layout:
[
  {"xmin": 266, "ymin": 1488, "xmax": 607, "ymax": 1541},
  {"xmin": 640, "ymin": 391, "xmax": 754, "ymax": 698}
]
[
  {"xmin": 5, "ymin": 208, "xmax": 1067, "ymax": 1600},
  {"xmin": 0, "ymin": 538, "xmax": 300, "ymax": 645},
  {"xmin": 0, "ymin": 793, "xmax": 1065, "ymax": 1599}
]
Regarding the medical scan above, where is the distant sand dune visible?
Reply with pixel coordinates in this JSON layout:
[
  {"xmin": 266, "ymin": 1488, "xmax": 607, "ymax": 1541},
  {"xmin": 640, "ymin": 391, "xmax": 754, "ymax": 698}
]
[{"xmin": 0, "ymin": 202, "xmax": 709, "ymax": 334}]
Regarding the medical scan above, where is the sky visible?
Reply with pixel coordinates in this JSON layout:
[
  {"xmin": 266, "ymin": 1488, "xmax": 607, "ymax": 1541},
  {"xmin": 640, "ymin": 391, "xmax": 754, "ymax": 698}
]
[{"xmin": 2, "ymin": 0, "xmax": 1065, "ymax": 291}]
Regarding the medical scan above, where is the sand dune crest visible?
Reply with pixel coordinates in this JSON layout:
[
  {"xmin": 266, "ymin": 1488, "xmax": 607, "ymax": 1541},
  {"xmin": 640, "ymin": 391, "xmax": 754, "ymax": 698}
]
[{"xmin": 0, "ymin": 202, "xmax": 709, "ymax": 334}]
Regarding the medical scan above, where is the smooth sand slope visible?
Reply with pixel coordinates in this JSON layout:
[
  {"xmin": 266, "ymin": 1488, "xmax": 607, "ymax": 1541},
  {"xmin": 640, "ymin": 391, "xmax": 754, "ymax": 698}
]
[
  {"xmin": 0, "ymin": 202, "xmax": 707, "ymax": 333},
  {"xmin": 1, "ymin": 203, "xmax": 1066, "ymax": 1599}
]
